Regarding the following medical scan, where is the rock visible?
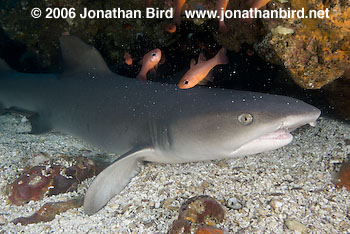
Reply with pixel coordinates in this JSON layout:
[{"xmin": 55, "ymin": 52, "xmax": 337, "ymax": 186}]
[
  {"xmin": 168, "ymin": 195, "xmax": 225, "ymax": 234},
  {"xmin": 226, "ymin": 197, "xmax": 242, "ymax": 210},
  {"xmin": 334, "ymin": 161, "xmax": 350, "ymax": 191},
  {"xmin": 270, "ymin": 199, "xmax": 283, "ymax": 211},
  {"xmin": 285, "ymin": 218, "xmax": 308, "ymax": 233}
]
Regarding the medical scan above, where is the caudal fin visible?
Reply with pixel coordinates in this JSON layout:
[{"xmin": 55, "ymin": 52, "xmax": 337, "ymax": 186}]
[
  {"xmin": 215, "ymin": 48, "xmax": 228, "ymax": 65},
  {"xmin": 136, "ymin": 72, "xmax": 147, "ymax": 82},
  {"xmin": 84, "ymin": 147, "xmax": 154, "ymax": 215}
]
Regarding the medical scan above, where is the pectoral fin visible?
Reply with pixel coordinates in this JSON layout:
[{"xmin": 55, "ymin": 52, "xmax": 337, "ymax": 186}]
[{"xmin": 84, "ymin": 147, "xmax": 154, "ymax": 215}]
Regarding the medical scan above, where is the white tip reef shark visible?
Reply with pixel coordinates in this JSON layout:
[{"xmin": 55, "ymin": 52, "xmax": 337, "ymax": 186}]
[{"xmin": 0, "ymin": 36, "xmax": 321, "ymax": 215}]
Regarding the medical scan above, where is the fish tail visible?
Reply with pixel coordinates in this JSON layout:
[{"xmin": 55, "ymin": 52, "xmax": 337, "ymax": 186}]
[
  {"xmin": 215, "ymin": 48, "xmax": 228, "ymax": 65},
  {"xmin": 136, "ymin": 72, "xmax": 147, "ymax": 82}
]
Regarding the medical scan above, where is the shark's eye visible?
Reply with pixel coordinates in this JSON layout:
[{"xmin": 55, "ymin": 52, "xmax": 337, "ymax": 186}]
[{"xmin": 238, "ymin": 113, "xmax": 253, "ymax": 125}]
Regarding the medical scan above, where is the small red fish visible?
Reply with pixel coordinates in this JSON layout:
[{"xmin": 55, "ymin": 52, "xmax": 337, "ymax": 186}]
[
  {"xmin": 173, "ymin": 0, "xmax": 186, "ymax": 25},
  {"xmin": 178, "ymin": 48, "xmax": 228, "ymax": 89},
  {"xmin": 164, "ymin": 23, "xmax": 177, "ymax": 33},
  {"xmin": 136, "ymin": 49, "xmax": 162, "ymax": 81},
  {"xmin": 124, "ymin": 52, "xmax": 133, "ymax": 66},
  {"xmin": 216, "ymin": 0, "xmax": 230, "ymax": 34}
]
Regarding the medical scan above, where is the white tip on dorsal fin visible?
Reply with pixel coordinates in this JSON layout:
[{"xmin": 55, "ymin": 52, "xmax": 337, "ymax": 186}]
[
  {"xmin": 0, "ymin": 59, "xmax": 12, "ymax": 71},
  {"xmin": 59, "ymin": 36, "xmax": 112, "ymax": 75}
]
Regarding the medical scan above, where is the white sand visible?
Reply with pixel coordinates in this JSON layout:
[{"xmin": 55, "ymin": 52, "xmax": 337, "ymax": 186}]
[{"xmin": 1, "ymin": 113, "xmax": 350, "ymax": 233}]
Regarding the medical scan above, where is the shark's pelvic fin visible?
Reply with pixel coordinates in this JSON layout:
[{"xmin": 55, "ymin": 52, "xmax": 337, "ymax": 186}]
[
  {"xmin": 84, "ymin": 146, "xmax": 154, "ymax": 215},
  {"xmin": 2, "ymin": 107, "xmax": 52, "ymax": 134},
  {"xmin": 28, "ymin": 113, "xmax": 52, "ymax": 134},
  {"xmin": 59, "ymin": 36, "xmax": 113, "ymax": 76}
]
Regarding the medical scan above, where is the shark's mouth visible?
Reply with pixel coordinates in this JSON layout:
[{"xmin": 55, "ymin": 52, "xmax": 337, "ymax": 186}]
[
  {"xmin": 231, "ymin": 119, "xmax": 318, "ymax": 157},
  {"xmin": 258, "ymin": 129, "xmax": 292, "ymax": 140}
]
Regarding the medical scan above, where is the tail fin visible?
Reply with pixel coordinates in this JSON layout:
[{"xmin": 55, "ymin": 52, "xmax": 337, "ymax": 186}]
[
  {"xmin": 136, "ymin": 72, "xmax": 147, "ymax": 82},
  {"xmin": 84, "ymin": 147, "xmax": 154, "ymax": 215},
  {"xmin": 215, "ymin": 48, "xmax": 228, "ymax": 65}
]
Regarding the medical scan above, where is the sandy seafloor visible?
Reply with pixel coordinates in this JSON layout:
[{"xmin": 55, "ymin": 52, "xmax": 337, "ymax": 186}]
[{"xmin": 0, "ymin": 113, "xmax": 350, "ymax": 234}]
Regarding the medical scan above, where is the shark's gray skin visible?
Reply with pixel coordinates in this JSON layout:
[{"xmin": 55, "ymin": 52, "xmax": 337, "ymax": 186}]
[{"xmin": 0, "ymin": 36, "xmax": 321, "ymax": 215}]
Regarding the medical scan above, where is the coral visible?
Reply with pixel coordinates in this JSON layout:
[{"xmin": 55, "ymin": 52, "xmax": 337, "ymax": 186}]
[
  {"xmin": 214, "ymin": 0, "xmax": 264, "ymax": 52},
  {"xmin": 255, "ymin": 0, "xmax": 350, "ymax": 89},
  {"xmin": 1, "ymin": 0, "xmax": 349, "ymax": 89},
  {"xmin": 196, "ymin": 227, "xmax": 223, "ymax": 234},
  {"xmin": 168, "ymin": 195, "xmax": 225, "ymax": 234},
  {"xmin": 12, "ymin": 198, "xmax": 83, "ymax": 225},
  {"xmin": 324, "ymin": 73, "xmax": 350, "ymax": 120},
  {"xmin": 7, "ymin": 166, "xmax": 54, "ymax": 205},
  {"xmin": 7, "ymin": 156, "xmax": 106, "ymax": 205},
  {"xmin": 178, "ymin": 195, "xmax": 224, "ymax": 224},
  {"xmin": 334, "ymin": 161, "xmax": 350, "ymax": 190},
  {"xmin": 0, "ymin": 0, "xmax": 175, "ymax": 69}
]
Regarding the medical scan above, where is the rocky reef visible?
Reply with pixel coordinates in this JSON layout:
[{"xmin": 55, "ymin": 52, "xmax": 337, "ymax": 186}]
[
  {"xmin": 253, "ymin": 0, "xmax": 350, "ymax": 89},
  {"xmin": 1, "ymin": 0, "xmax": 350, "ymax": 118},
  {"xmin": 1, "ymin": 0, "xmax": 349, "ymax": 86}
]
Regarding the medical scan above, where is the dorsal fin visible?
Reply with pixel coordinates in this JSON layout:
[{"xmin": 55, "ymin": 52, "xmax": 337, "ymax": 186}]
[
  {"xmin": 59, "ymin": 36, "xmax": 112, "ymax": 75},
  {"xmin": 0, "ymin": 58, "xmax": 12, "ymax": 71}
]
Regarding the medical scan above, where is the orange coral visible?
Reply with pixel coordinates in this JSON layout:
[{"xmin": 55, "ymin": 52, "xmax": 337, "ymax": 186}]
[
  {"xmin": 196, "ymin": 227, "xmax": 223, "ymax": 234},
  {"xmin": 273, "ymin": 0, "xmax": 350, "ymax": 88},
  {"xmin": 250, "ymin": 0, "xmax": 271, "ymax": 10},
  {"xmin": 334, "ymin": 161, "xmax": 350, "ymax": 190},
  {"xmin": 12, "ymin": 198, "xmax": 83, "ymax": 225},
  {"xmin": 168, "ymin": 195, "xmax": 225, "ymax": 234}
]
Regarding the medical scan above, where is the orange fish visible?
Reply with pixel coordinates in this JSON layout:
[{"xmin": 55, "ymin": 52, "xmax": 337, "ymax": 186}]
[
  {"xmin": 216, "ymin": 0, "xmax": 230, "ymax": 34},
  {"xmin": 250, "ymin": 0, "xmax": 271, "ymax": 10},
  {"xmin": 173, "ymin": 0, "xmax": 186, "ymax": 25},
  {"xmin": 178, "ymin": 48, "xmax": 228, "ymax": 89},
  {"xmin": 124, "ymin": 52, "xmax": 133, "ymax": 66},
  {"xmin": 136, "ymin": 49, "xmax": 162, "ymax": 81},
  {"xmin": 164, "ymin": 23, "xmax": 177, "ymax": 33}
]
